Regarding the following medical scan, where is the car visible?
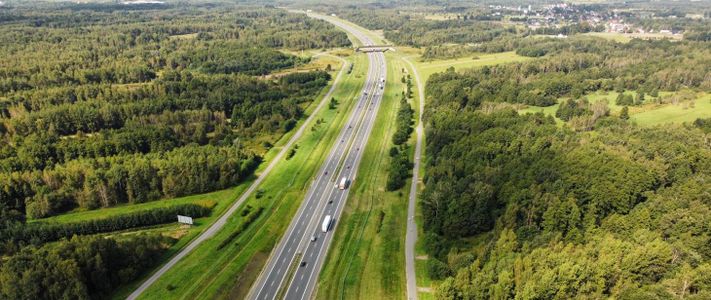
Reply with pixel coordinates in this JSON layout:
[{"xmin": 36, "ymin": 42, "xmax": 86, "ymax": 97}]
[
  {"xmin": 328, "ymin": 199, "xmax": 333, "ymax": 204},
  {"xmin": 300, "ymin": 261, "xmax": 307, "ymax": 267},
  {"xmin": 311, "ymin": 235, "xmax": 317, "ymax": 242},
  {"xmin": 324, "ymin": 171, "xmax": 328, "ymax": 175}
]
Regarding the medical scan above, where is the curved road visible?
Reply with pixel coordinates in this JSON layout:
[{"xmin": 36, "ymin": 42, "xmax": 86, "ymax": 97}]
[
  {"xmin": 126, "ymin": 48, "xmax": 348, "ymax": 300},
  {"xmin": 248, "ymin": 13, "xmax": 387, "ymax": 300}
]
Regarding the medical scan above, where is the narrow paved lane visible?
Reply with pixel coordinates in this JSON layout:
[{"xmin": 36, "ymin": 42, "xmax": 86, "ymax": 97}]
[{"xmin": 403, "ymin": 56, "xmax": 424, "ymax": 300}]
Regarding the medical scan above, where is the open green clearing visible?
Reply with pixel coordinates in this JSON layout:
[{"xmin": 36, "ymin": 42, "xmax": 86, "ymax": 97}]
[
  {"xmin": 130, "ymin": 51, "xmax": 367, "ymax": 300},
  {"xmin": 519, "ymin": 90, "xmax": 711, "ymax": 126},
  {"xmin": 410, "ymin": 51, "xmax": 532, "ymax": 81},
  {"xmin": 583, "ymin": 31, "xmax": 682, "ymax": 42},
  {"xmin": 317, "ymin": 51, "xmax": 408, "ymax": 300}
]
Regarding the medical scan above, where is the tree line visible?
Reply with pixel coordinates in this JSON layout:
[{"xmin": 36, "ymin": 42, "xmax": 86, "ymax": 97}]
[
  {"xmin": 386, "ymin": 77, "xmax": 415, "ymax": 191},
  {"xmin": 0, "ymin": 203, "xmax": 211, "ymax": 255}
]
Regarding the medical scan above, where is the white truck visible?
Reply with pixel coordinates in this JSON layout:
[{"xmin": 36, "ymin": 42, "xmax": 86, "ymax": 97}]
[
  {"xmin": 322, "ymin": 215, "xmax": 332, "ymax": 233},
  {"xmin": 338, "ymin": 177, "xmax": 348, "ymax": 190}
]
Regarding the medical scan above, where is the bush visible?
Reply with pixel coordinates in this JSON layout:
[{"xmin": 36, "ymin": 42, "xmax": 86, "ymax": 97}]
[{"xmin": 427, "ymin": 258, "xmax": 453, "ymax": 280}]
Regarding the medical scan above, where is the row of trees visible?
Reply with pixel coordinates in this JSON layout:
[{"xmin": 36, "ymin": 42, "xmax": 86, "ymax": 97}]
[
  {"xmin": 1, "ymin": 203, "xmax": 211, "ymax": 254},
  {"xmin": 386, "ymin": 90, "xmax": 415, "ymax": 191}
]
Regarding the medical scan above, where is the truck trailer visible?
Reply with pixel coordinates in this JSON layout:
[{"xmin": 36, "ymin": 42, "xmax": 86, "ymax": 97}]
[
  {"xmin": 338, "ymin": 177, "xmax": 348, "ymax": 190},
  {"xmin": 322, "ymin": 215, "xmax": 332, "ymax": 233}
]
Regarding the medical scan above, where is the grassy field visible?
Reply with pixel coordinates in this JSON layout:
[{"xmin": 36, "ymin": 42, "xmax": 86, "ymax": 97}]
[
  {"xmin": 633, "ymin": 93, "xmax": 711, "ymax": 126},
  {"xmin": 583, "ymin": 31, "xmax": 683, "ymax": 43},
  {"xmin": 128, "ymin": 51, "xmax": 368, "ymax": 300},
  {"xmin": 31, "ymin": 187, "xmax": 244, "ymax": 225},
  {"xmin": 317, "ymin": 51, "xmax": 409, "ymax": 300},
  {"xmin": 519, "ymin": 91, "xmax": 711, "ymax": 127},
  {"xmin": 409, "ymin": 51, "xmax": 532, "ymax": 81}
]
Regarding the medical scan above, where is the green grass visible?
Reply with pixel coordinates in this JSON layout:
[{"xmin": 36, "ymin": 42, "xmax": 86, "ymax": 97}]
[
  {"xmin": 519, "ymin": 91, "xmax": 710, "ymax": 127},
  {"xmin": 583, "ymin": 31, "xmax": 682, "ymax": 42},
  {"xmin": 127, "ymin": 52, "xmax": 368, "ymax": 300},
  {"xmin": 633, "ymin": 93, "xmax": 711, "ymax": 126},
  {"xmin": 316, "ymin": 51, "xmax": 409, "ymax": 300},
  {"xmin": 411, "ymin": 51, "xmax": 532, "ymax": 81},
  {"xmin": 31, "ymin": 187, "xmax": 243, "ymax": 225}
]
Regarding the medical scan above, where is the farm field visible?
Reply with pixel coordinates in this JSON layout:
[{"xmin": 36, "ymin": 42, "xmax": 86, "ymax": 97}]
[{"xmin": 130, "ymin": 51, "xmax": 367, "ymax": 300}]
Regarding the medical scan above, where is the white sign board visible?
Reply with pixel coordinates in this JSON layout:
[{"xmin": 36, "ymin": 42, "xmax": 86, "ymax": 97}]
[{"xmin": 177, "ymin": 215, "xmax": 193, "ymax": 225}]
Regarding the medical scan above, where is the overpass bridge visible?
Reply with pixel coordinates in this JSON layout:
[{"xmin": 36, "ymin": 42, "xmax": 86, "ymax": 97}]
[{"xmin": 355, "ymin": 45, "xmax": 394, "ymax": 52}]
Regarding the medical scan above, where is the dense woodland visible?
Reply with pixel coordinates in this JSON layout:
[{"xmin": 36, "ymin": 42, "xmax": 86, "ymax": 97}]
[
  {"xmin": 326, "ymin": 9, "xmax": 523, "ymax": 59},
  {"xmin": 0, "ymin": 2, "xmax": 349, "ymax": 298},
  {"xmin": 421, "ymin": 28, "xmax": 711, "ymax": 299},
  {"xmin": 0, "ymin": 4, "xmax": 348, "ymax": 220}
]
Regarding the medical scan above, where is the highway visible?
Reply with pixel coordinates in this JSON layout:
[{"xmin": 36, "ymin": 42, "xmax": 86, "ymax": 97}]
[
  {"xmin": 126, "ymin": 40, "xmax": 350, "ymax": 300},
  {"xmin": 248, "ymin": 13, "xmax": 387, "ymax": 300}
]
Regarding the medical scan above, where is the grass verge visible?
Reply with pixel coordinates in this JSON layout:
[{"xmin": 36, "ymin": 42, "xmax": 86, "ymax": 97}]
[
  {"xmin": 316, "ymin": 51, "xmax": 409, "ymax": 300},
  {"xmin": 127, "ymin": 51, "xmax": 368, "ymax": 300}
]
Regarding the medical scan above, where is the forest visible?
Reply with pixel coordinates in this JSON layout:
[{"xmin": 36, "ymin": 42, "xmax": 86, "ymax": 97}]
[
  {"xmin": 421, "ymin": 28, "xmax": 711, "ymax": 299},
  {"xmin": 324, "ymin": 9, "xmax": 523, "ymax": 59},
  {"xmin": 0, "ymin": 2, "xmax": 349, "ymax": 298},
  {"xmin": 0, "ymin": 3, "xmax": 347, "ymax": 219}
]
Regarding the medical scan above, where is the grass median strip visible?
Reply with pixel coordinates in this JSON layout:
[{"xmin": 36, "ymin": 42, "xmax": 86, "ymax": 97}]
[
  {"xmin": 129, "ymin": 52, "xmax": 367, "ymax": 300},
  {"xmin": 317, "ymin": 51, "xmax": 409, "ymax": 300}
]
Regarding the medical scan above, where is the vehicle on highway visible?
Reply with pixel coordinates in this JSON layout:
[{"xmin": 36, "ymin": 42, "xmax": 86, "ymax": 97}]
[
  {"xmin": 311, "ymin": 235, "xmax": 317, "ymax": 242},
  {"xmin": 339, "ymin": 177, "xmax": 348, "ymax": 189},
  {"xmin": 300, "ymin": 261, "xmax": 307, "ymax": 267},
  {"xmin": 322, "ymin": 215, "xmax": 332, "ymax": 233}
]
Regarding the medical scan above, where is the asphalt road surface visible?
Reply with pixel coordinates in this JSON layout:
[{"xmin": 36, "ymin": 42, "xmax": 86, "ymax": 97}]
[
  {"xmin": 248, "ymin": 13, "xmax": 387, "ymax": 300},
  {"xmin": 403, "ymin": 56, "xmax": 424, "ymax": 300},
  {"xmin": 125, "ymin": 42, "xmax": 349, "ymax": 300}
]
